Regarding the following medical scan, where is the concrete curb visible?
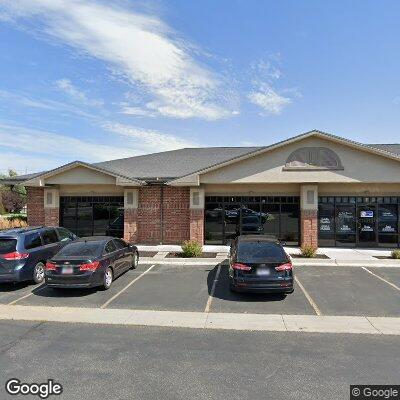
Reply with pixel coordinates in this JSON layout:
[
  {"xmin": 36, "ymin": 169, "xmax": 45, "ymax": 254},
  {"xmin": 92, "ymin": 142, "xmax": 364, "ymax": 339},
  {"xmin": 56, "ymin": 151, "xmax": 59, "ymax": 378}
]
[
  {"xmin": 0, "ymin": 305, "xmax": 399, "ymax": 335},
  {"xmin": 138, "ymin": 258, "xmax": 400, "ymax": 268}
]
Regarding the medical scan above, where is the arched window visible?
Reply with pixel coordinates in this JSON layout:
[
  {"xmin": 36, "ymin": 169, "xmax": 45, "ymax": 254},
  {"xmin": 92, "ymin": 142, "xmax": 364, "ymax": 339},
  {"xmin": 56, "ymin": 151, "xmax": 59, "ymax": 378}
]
[{"xmin": 284, "ymin": 147, "xmax": 343, "ymax": 170}]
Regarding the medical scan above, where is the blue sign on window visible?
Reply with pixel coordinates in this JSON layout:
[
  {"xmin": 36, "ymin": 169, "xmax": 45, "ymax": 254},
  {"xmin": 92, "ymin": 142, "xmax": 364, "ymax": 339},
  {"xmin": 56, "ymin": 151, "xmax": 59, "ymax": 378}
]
[{"xmin": 360, "ymin": 210, "xmax": 374, "ymax": 218}]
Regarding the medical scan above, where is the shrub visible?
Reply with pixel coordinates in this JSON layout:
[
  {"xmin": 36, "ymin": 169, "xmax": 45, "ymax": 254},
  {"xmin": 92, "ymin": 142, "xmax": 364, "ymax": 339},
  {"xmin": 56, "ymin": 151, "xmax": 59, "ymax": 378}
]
[
  {"xmin": 391, "ymin": 249, "xmax": 400, "ymax": 259},
  {"xmin": 300, "ymin": 245, "xmax": 317, "ymax": 258},
  {"xmin": 0, "ymin": 217, "xmax": 27, "ymax": 230},
  {"xmin": 6, "ymin": 214, "xmax": 27, "ymax": 222},
  {"xmin": 181, "ymin": 240, "xmax": 202, "ymax": 258}
]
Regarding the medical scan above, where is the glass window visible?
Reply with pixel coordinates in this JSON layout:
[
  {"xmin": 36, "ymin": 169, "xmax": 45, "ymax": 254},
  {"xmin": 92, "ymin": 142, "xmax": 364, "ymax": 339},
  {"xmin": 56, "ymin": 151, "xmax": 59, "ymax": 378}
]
[
  {"xmin": 104, "ymin": 240, "xmax": 117, "ymax": 254},
  {"xmin": 57, "ymin": 228, "xmax": 73, "ymax": 242},
  {"xmin": 280, "ymin": 204, "xmax": 299, "ymax": 245},
  {"xmin": 0, "ymin": 239, "xmax": 17, "ymax": 254},
  {"xmin": 237, "ymin": 241, "xmax": 288, "ymax": 263},
  {"xmin": 41, "ymin": 229, "xmax": 59, "ymax": 245},
  {"xmin": 205, "ymin": 202, "xmax": 224, "ymax": 245},
  {"xmin": 24, "ymin": 233, "xmax": 42, "ymax": 249},
  {"xmin": 113, "ymin": 239, "xmax": 128, "ymax": 250},
  {"xmin": 335, "ymin": 205, "xmax": 356, "ymax": 246},
  {"xmin": 318, "ymin": 204, "xmax": 335, "ymax": 246},
  {"xmin": 57, "ymin": 242, "xmax": 102, "ymax": 258},
  {"xmin": 93, "ymin": 203, "xmax": 110, "ymax": 236},
  {"xmin": 261, "ymin": 203, "xmax": 280, "ymax": 241}
]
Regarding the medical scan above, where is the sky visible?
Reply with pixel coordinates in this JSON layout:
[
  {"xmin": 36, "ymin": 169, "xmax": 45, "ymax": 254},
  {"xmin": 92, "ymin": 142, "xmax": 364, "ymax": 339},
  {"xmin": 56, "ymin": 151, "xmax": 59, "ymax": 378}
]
[{"xmin": 0, "ymin": 0, "xmax": 400, "ymax": 175}]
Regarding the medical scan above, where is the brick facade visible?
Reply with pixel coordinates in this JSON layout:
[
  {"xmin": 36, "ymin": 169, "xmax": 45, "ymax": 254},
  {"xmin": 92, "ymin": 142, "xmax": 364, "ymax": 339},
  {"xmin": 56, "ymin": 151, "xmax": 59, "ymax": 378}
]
[
  {"xmin": 44, "ymin": 208, "xmax": 59, "ymax": 227},
  {"xmin": 189, "ymin": 209, "xmax": 204, "ymax": 245},
  {"xmin": 162, "ymin": 186, "xmax": 190, "ymax": 244},
  {"xmin": 26, "ymin": 187, "xmax": 45, "ymax": 226},
  {"xmin": 300, "ymin": 209, "xmax": 318, "ymax": 248},
  {"xmin": 137, "ymin": 186, "xmax": 162, "ymax": 243},
  {"xmin": 124, "ymin": 209, "xmax": 138, "ymax": 243}
]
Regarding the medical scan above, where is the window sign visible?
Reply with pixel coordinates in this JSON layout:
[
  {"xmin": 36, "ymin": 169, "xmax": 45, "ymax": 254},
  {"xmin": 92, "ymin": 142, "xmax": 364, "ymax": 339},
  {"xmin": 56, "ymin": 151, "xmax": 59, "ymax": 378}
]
[
  {"xmin": 360, "ymin": 210, "xmax": 374, "ymax": 218},
  {"xmin": 336, "ymin": 208, "xmax": 356, "ymax": 233}
]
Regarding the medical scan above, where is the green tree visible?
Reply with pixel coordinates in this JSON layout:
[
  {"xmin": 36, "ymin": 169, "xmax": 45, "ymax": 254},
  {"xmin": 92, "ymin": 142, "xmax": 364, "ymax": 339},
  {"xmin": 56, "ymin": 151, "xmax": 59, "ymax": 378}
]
[{"xmin": 0, "ymin": 170, "xmax": 27, "ymax": 215}]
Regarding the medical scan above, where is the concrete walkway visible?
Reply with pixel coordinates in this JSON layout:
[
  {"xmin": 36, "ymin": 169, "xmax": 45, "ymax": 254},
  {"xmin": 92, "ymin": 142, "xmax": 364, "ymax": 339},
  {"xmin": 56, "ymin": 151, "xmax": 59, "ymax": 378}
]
[
  {"xmin": 0, "ymin": 304, "xmax": 399, "ymax": 335},
  {"xmin": 137, "ymin": 244, "xmax": 400, "ymax": 267}
]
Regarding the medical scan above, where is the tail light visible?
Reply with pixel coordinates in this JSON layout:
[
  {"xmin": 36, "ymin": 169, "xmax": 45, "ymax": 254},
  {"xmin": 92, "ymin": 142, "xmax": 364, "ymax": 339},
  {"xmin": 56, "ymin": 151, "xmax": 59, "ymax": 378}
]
[
  {"xmin": 275, "ymin": 262, "xmax": 293, "ymax": 271},
  {"xmin": 0, "ymin": 252, "xmax": 29, "ymax": 261},
  {"xmin": 79, "ymin": 261, "xmax": 100, "ymax": 271},
  {"xmin": 232, "ymin": 263, "xmax": 252, "ymax": 271},
  {"xmin": 45, "ymin": 262, "xmax": 56, "ymax": 270}
]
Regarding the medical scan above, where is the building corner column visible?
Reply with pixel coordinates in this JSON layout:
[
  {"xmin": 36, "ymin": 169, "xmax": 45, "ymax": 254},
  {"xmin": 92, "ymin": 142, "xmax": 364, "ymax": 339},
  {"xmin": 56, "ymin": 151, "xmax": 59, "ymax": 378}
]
[
  {"xmin": 189, "ymin": 187, "xmax": 204, "ymax": 245},
  {"xmin": 44, "ymin": 188, "xmax": 59, "ymax": 227},
  {"xmin": 124, "ymin": 189, "xmax": 139, "ymax": 243},
  {"xmin": 300, "ymin": 184, "xmax": 318, "ymax": 248}
]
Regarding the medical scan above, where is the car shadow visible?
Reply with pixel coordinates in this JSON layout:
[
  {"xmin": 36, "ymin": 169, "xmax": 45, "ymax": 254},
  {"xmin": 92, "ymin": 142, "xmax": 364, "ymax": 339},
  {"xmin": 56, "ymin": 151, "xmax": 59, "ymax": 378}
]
[
  {"xmin": 32, "ymin": 271, "xmax": 129, "ymax": 298},
  {"xmin": 0, "ymin": 282, "xmax": 32, "ymax": 292},
  {"xmin": 207, "ymin": 264, "xmax": 286, "ymax": 302}
]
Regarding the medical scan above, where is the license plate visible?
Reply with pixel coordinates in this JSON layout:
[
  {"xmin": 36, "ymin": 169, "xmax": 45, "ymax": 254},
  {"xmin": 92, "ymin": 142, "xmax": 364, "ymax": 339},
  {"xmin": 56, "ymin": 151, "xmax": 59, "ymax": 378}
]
[
  {"xmin": 62, "ymin": 267, "xmax": 73, "ymax": 274},
  {"xmin": 256, "ymin": 268, "xmax": 270, "ymax": 276}
]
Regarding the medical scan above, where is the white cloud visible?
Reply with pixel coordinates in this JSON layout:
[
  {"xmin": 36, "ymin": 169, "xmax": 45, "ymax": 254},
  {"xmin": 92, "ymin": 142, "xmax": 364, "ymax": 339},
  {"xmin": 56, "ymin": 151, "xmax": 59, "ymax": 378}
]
[
  {"xmin": 55, "ymin": 79, "xmax": 103, "ymax": 106},
  {"xmin": 103, "ymin": 122, "xmax": 197, "ymax": 152},
  {"xmin": 0, "ymin": 123, "xmax": 135, "ymax": 162},
  {"xmin": 0, "ymin": 0, "xmax": 236, "ymax": 120},
  {"xmin": 247, "ymin": 87, "xmax": 291, "ymax": 115}
]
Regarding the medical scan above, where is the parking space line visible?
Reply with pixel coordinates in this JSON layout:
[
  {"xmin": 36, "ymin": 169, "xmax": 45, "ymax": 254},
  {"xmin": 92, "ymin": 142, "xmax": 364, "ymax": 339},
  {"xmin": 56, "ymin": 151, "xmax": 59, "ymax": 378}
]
[
  {"xmin": 101, "ymin": 264, "xmax": 156, "ymax": 309},
  {"xmin": 7, "ymin": 285, "xmax": 47, "ymax": 305},
  {"xmin": 362, "ymin": 267, "xmax": 400, "ymax": 291},
  {"xmin": 294, "ymin": 276, "xmax": 322, "ymax": 316},
  {"xmin": 204, "ymin": 264, "xmax": 222, "ymax": 313}
]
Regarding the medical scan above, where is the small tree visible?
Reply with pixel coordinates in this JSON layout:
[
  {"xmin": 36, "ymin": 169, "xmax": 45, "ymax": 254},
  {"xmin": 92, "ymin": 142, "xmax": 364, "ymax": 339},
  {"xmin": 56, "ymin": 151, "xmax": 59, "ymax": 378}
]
[{"xmin": 2, "ymin": 190, "xmax": 25, "ymax": 213}]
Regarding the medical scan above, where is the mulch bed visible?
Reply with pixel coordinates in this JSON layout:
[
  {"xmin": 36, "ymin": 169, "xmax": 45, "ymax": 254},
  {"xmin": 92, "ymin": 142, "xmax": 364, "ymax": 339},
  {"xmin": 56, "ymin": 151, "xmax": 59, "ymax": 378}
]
[
  {"xmin": 166, "ymin": 252, "xmax": 217, "ymax": 258},
  {"xmin": 290, "ymin": 254, "xmax": 329, "ymax": 259},
  {"xmin": 139, "ymin": 251, "xmax": 158, "ymax": 257}
]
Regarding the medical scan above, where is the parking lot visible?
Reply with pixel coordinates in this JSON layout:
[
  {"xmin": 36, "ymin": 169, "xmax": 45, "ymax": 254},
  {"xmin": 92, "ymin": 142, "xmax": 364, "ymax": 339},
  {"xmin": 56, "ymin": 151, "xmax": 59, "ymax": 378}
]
[{"xmin": 1, "ymin": 263, "xmax": 400, "ymax": 317}]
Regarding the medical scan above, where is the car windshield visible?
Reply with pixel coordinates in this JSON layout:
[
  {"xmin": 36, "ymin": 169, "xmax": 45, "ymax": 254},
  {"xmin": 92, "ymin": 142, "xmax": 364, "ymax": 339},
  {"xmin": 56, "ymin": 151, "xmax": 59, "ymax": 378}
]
[
  {"xmin": 56, "ymin": 242, "xmax": 102, "ymax": 258},
  {"xmin": 237, "ymin": 241, "xmax": 287, "ymax": 263},
  {"xmin": 0, "ymin": 239, "xmax": 17, "ymax": 254}
]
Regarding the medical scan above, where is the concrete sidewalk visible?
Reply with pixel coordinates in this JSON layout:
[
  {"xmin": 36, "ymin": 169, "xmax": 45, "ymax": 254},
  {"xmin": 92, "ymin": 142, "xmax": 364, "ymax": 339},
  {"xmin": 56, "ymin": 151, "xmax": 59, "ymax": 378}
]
[
  {"xmin": 0, "ymin": 304, "xmax": 399, "ymax": 335},
  {"xmin": 137, "ymin": 244, "xmax": 400, "ymax": 267}
]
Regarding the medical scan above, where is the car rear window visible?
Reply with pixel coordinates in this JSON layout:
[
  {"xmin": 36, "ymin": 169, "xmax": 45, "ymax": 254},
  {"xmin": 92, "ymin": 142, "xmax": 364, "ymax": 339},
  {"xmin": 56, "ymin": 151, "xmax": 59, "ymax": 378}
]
[
  {"xmin": 237, "ymin": 241, "xmax": 287, "ymax": 263},
  {"xmin": 56, "ymin": 242, "xmax": 102, "ymax": 258},
  {"xmin": 0, "ymin": 239, "xmax": 17, "ymax": 254}
]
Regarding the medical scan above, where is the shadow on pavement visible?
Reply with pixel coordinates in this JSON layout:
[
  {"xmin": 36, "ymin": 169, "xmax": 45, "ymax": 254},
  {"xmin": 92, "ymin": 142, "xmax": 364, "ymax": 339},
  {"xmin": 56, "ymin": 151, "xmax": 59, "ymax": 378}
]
[
  {"xmin": 0, "ymin": 282, "xmax": 32, "ymax": 292},
  {"xmin": 207, "ymin": 264, "xmax": 286, "ymax": 302}
]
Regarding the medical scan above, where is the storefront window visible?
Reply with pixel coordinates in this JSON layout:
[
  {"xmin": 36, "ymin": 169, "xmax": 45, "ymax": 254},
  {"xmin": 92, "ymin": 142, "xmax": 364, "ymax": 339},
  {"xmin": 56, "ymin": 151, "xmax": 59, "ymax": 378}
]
[
  {"xmin": 335, "ymin": 204, "xmax": 356, "ymax": 246},
  {"xmin": 318, "ymin": 204, "xmax": 335, "ymax": 246}
]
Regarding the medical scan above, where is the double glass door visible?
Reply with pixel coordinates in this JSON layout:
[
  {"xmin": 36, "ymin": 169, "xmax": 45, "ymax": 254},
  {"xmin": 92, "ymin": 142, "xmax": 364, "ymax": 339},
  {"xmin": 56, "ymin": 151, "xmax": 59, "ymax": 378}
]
[{"xmin": 357, "ymin": 205, "xmax": 377, "ymax": 246}]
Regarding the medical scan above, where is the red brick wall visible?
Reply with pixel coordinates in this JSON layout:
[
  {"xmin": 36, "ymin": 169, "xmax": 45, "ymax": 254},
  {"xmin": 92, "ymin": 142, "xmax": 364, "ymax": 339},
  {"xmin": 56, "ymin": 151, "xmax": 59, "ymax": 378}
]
[
  {"xmin": 137, "ymin": 186, "xmax": 162, "ymax": 243},
  {"xmin": 26, "ymin": 187, "xmax": 45, "ymax": 226},
  {"xmin": 162, "ymin": 186, "xmax": 190, "ymax": 244},
  {"xmin": 300, "ymin": 209, "xmax": 318, "ymax": 248},
  {"xmin": 190, "ymin": 209, "xmax": 204, "ymax": 245},
  {"xmin": 124, "ymin": 209, "xmax": 138, "ymax": 243},
  {"xmin": 136, "ymin": 186, "xmax": 191, "ymax": 244},
  {"xmin": 44, "ymin": 208, "xmax": 59, "ymax": 227}
]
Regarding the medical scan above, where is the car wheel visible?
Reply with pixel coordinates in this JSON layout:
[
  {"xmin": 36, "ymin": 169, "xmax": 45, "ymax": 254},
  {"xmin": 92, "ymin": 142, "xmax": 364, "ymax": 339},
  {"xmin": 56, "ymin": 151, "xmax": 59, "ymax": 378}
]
[
  {"xmin": 102, "ymin": 267, "xmax": 113, "ymax": 290},
  {"xmin": 131, "ymin": 252, "xmax": 139, "ymax": 269},
  {"xmin": 33, "ymin": 262, "xmax": 45, "ymax": 284}
]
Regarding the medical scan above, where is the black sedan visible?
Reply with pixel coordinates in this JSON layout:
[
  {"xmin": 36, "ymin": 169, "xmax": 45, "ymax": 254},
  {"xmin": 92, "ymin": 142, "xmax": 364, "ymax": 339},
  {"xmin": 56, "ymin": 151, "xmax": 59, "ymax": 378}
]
[
  {"xmin": 44, "ymin": 237, "xmax": 139, "ymax": 290},
  {"xmin": 229, "ymin": 235, "xmax": 293, "ymax": 294}
]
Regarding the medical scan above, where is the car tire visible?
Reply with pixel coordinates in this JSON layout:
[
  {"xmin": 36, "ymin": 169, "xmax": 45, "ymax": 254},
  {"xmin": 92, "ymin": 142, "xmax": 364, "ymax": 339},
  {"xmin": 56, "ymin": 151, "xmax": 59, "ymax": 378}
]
[
  {"xmin": 102, "ymin": 267, "xmax": 113, "ymax": 290},
  {"xmin": 131, "ymin": 252, "xmax": 139, "ymax": 269},
  {"xmin": 33, "ymin": 262, "xmax": 45, "ymax": 284}
]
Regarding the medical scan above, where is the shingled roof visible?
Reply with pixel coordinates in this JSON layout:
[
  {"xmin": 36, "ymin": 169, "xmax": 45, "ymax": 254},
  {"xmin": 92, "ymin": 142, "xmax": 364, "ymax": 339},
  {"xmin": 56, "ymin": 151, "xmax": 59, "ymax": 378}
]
[{"xmin": 2, "ymin": 133, "xmax": 399, "ymax": 185}]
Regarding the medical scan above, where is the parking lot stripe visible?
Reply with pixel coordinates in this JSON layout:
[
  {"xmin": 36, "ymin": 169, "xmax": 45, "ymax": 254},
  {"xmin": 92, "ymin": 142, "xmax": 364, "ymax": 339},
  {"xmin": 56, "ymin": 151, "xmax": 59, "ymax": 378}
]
[
  {"xmin": 204, "ymin": 264, "xmax": 222, "ymax": 313},
  {"xmin": 294, "ymin": 276, "xmax": 322, "ymax": 316},
  {"xmin": 100, "ymin": 264, "xmax": 156, "ymax": 309},
  {"xmin": 7, "ymin": 285, "xmax": 47, "ymax": 306},
  {"xmin": 362, "ymin": 267, "xmax": 400, "ymax": 291}
]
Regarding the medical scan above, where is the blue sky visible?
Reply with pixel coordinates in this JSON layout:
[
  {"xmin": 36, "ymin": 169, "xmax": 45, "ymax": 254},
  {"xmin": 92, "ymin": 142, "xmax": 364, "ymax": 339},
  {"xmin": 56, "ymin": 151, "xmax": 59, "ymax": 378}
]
[{"xmin": 0, "ymin": 0, "xmax": 399, "ymax": 174}]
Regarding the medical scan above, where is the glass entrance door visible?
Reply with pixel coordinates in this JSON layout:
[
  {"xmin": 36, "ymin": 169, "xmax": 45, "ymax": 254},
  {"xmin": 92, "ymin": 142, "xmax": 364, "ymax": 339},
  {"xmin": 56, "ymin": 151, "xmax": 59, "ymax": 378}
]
[{"xmin": 357, "ymin": 205, "xmax": 377, "ymax": 246}]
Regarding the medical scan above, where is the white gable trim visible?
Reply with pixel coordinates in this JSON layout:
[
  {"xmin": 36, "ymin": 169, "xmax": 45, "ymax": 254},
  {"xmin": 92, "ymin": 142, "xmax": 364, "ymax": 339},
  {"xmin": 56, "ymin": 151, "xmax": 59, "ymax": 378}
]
[{"xmin": 23, "ymin": 161, "xmax": 144, "ymax": 187}]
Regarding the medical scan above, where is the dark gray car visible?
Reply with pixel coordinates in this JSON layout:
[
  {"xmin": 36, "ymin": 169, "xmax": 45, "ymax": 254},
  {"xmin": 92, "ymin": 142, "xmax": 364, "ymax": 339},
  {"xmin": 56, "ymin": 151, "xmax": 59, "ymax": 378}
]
[{"xmin": 0, "ymin": 226, "xmax": 77, "ymax": 284}]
